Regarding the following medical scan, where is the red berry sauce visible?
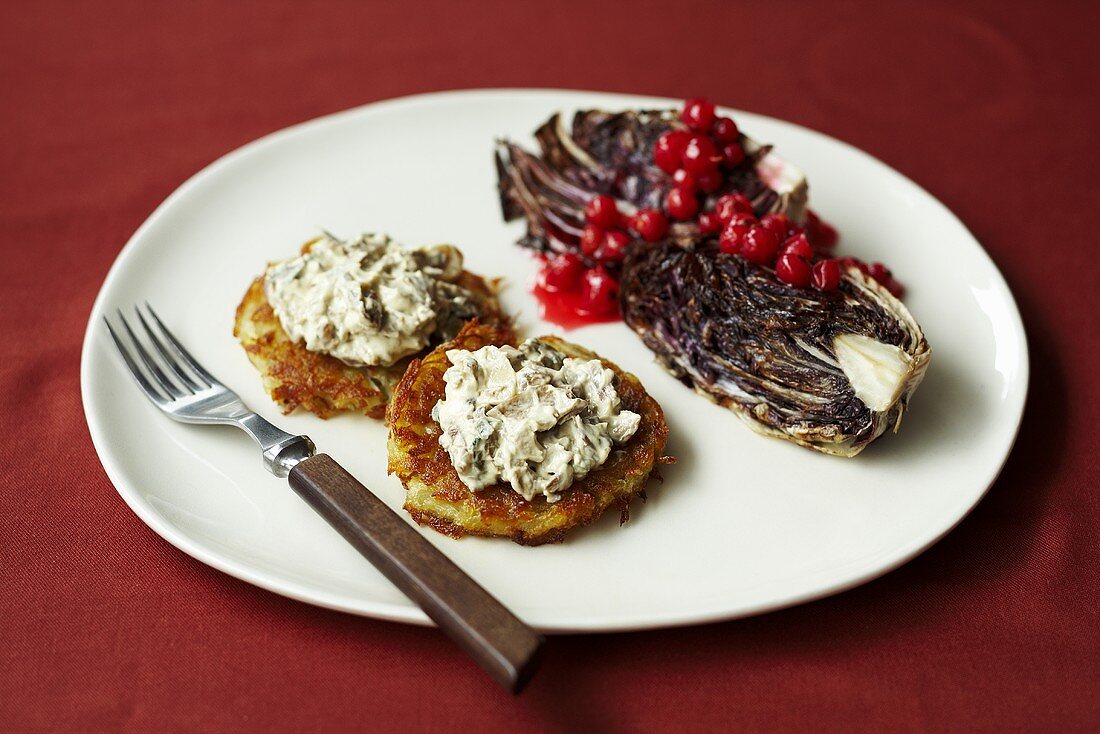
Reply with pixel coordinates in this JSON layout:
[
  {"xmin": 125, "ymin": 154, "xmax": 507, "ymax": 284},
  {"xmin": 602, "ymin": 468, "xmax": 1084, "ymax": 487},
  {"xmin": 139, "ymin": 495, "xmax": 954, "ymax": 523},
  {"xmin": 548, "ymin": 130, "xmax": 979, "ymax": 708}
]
[
  {"xmin": 532, "ymin": 276, "xmax": 621, "ymax": 330},
  {"xmin": 533, "ymin": 193, "xmax": 632, "ymax": 329}
]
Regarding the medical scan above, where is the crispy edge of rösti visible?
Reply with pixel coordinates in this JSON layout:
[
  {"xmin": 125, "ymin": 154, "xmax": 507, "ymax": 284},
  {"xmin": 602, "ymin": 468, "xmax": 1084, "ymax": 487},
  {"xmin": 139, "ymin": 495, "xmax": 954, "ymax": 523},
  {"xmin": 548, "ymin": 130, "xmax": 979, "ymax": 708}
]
[{"xmin": 386, "ymin": 321, "xmax": 670, "ymax": 545}]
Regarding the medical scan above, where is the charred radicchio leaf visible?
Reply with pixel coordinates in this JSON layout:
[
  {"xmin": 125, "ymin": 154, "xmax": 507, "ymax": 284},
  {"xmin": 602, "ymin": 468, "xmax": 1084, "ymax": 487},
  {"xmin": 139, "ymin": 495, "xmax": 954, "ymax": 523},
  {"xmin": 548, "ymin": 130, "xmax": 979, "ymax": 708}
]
[
  {"xmin": 495, "ymin": 110, "xmax": 808, "ymax": 257},
  {"xmin": 620, "ymin": 240, "xmax": 931, "ymax": 456}
]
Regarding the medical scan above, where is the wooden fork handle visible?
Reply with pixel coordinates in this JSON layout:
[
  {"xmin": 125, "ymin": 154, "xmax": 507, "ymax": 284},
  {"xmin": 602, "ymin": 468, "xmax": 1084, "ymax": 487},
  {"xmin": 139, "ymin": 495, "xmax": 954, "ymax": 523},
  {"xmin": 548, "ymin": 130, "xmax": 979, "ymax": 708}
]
[{"xmin": 287, "ymin": 453, "xmax": 544, "ymax": 693}]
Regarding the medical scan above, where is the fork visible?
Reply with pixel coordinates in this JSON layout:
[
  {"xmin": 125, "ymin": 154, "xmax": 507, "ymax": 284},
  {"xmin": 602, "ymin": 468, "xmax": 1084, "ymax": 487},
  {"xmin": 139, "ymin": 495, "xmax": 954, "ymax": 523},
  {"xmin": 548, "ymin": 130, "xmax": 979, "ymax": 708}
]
[{"xmin": 104, "ymin": 304, "xmax": 544, "ymax": 693}]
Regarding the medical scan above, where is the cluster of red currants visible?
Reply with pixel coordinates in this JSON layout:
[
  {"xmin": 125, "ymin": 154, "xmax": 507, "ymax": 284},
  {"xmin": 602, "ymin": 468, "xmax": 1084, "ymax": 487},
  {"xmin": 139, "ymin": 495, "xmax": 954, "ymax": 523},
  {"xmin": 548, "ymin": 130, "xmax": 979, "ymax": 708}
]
[
  {"xmin": 703, "ymin": 192, "xmax": 902, "ymax": 296},
  {"xmin": 579, "ymin": 195, "xmax": 668, "ymax": 263},
  {"xmin": 538, "ymin": 194, "xmax": 667, "ymax": 314},
  {"xmin": 653, "ymin": 97, "xmax": 746, "ymax": 222},
  {"xmin": 534, "ymin": 198, "xmax": 629, "ymax": 316},
  {"xmin": 708, "ymin": 192, "xmax": 841, "ymax": 291}
]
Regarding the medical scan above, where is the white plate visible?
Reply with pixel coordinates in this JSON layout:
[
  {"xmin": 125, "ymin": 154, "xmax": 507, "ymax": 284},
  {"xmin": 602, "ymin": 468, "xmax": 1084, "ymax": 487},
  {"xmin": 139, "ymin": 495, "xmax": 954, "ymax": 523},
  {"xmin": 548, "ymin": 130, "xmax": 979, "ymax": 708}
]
[{"xmin": 80, "ymin": 89, "xmax": 1028, "ymax": 632}]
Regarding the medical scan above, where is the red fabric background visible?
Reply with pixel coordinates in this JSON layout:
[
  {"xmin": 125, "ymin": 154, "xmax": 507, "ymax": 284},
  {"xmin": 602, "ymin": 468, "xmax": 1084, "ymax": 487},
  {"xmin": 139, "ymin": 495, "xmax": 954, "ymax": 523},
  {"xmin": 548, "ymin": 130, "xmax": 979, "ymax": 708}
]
[{"xmin": 2, "ymin": 0, "xmax": 1098, "ymax": 731}]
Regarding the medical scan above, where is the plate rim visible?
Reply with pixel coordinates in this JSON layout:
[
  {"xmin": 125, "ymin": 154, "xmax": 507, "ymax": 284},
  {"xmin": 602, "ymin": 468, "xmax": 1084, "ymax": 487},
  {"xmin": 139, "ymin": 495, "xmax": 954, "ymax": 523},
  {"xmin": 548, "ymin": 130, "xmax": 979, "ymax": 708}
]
[{"xmin": 80, "ymin": 87, "xmax": 1030, "ymax": 633}]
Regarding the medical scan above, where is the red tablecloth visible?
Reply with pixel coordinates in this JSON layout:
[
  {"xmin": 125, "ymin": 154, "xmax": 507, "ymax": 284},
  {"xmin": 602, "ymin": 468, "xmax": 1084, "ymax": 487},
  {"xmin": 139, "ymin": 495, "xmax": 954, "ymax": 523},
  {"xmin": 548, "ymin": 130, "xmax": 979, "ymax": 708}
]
[{"xmin": 3, "ymin": 1, "xmax": 1098, "ymax": 730}]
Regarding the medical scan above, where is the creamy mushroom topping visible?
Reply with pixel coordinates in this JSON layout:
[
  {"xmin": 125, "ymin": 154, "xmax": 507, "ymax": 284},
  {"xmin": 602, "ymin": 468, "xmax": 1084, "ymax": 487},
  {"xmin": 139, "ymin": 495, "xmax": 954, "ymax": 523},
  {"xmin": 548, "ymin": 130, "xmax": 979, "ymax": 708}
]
[
  {"xmin": 264, "ymin": 233, "xmax": 479, "ymax": 367},
  {"xmin": 432, "ymin": 339, "xmax": 641, "ymax": 502}
]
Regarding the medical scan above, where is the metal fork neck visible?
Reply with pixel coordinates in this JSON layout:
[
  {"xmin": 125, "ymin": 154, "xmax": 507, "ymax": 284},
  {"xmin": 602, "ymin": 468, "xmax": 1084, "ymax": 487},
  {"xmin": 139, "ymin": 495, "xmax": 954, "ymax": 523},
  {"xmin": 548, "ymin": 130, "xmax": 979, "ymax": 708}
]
[{"xmin": 237, "ymin": 413, "xmax": 316, "ymax": 477}]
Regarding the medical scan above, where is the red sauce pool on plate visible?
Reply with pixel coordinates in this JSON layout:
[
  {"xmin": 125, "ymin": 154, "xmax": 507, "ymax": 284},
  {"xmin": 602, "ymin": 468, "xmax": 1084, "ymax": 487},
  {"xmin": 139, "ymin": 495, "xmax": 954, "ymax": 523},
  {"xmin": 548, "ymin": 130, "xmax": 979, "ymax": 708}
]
[{"xmin": 531, "ymin": 281, "xmax": 620, "ymax": 330}]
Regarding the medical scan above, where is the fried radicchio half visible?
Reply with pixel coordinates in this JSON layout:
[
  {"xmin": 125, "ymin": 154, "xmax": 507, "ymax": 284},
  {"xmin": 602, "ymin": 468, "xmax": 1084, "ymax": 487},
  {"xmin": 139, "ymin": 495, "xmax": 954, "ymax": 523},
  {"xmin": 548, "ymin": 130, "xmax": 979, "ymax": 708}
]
[
  {"xmin": 620, "ymin": 240, "xmax": 931, "ymax": 456},
  {"xmin": 495, "ymin": 109, "xmax": 808, "ymax": 257}
]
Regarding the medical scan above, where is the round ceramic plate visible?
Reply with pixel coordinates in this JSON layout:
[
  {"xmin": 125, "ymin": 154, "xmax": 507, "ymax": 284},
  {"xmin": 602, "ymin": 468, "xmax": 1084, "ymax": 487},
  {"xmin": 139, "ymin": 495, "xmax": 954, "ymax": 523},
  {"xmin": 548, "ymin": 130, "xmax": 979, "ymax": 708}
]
[{"xmin": 80, "ymin": 89, "xmax": 1028, "ymax": 632}]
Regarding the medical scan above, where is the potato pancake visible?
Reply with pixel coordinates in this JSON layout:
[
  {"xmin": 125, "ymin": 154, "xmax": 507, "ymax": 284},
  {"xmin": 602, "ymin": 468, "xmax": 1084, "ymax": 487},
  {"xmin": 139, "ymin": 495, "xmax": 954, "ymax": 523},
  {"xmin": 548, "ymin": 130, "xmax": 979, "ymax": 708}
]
[
  {"xmin": 387, "ymin": 322, "xmax": 669, "ymax": 545},
  {"xmin": 233, "ymin": 244, "xmax": 507, "ymax": 419}
]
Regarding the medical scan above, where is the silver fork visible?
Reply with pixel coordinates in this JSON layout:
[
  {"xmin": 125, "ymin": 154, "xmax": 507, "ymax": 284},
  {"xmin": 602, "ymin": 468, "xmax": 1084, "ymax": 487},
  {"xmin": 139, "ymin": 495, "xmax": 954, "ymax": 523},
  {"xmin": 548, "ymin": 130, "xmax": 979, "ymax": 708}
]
[{"xmin": 105, "ymin": 304, "xmax": 543, "ymax": 693}]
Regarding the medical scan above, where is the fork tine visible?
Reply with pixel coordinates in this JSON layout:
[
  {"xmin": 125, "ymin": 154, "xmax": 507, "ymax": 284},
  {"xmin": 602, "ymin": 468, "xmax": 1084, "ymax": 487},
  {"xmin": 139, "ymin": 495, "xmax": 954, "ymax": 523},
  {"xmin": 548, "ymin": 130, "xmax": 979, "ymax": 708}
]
[
  {"xmin": 117, "ymin": 309, "xmax": 186, "ymax": 399},
  {"xmin": 143, "ymin": 303, "xmax": 218, "ymax": 388},
  {"xmin": 135, "ymin": 306, "xmax": 201, "ymax": 393},
  {"xmin": 104, "ymin": 317, "xmax": 170, "ymax": 405}
]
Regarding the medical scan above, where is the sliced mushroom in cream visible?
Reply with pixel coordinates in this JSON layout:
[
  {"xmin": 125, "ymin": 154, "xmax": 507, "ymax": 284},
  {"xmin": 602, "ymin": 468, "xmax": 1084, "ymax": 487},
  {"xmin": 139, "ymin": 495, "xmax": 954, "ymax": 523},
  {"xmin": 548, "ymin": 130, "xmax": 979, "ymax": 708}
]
[
  {"xmin": 432, "ymin": 339, "xmax": 640, "ymax": 502},
  {"xmin": 264, "ymin": 233, "xmax": 479, "ymax": 367}
]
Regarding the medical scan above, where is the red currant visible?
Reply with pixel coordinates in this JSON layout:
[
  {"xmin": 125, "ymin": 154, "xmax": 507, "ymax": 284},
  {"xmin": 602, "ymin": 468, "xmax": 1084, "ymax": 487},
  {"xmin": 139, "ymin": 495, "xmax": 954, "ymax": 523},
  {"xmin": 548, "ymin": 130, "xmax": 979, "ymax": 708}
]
[
  {"xmin": 666, "ymin": 186, "xmax": 700, "ymax": 220},
  {"xmin": 719, "ymin": 220, "xmax": 753, "ymax": 254},
  {"xmin": 632, "ymin": 208, "xmax": 669, "ymax": 242},
  {"xmin": 739, "ymin": 227, "xmax": 780, "ymax": 265},
  {"xmin": 715, "ymin": 192, "xmax": 753, "ymax": 222},
  {"xmin": 672, "ymin": 168, "xmax": 696, "ymax": 192},
  {"xmin": 775, "ymin": 253, "xmax": 812, "ymax": 287},
  {"xmin": 654, "ymin": 130, "xmax": 690, "ymax": 174},
  {"xmin": 680, "ymin": 97, "xmax": 717, "ymax": 131},
  {"xmin": 540, "ymin": 253, "xmax": 583, "ymax": 292},
  {"xmin": 780, "ymin": 232, "xmax": 814, "ymax": 260},
  {"xmin": 578, "ymin": 266, "xmax": 620, "ymax": 315},
  {"xmin": 864, "ymin": 262, "xmax": 905, "ymax": 296},
  {"xmin": 596, "ymin": 229, "xmax": 631, "ymax": 262},
  {"xmin": 681, "ymin": 135, "xmax": 721, "ymax": 177},
  {"xmin": 697, "ymin": 212, "xmax": 722, "ymax": 234},
  {"xmin": 580, "ymin": 224, "xmax": 603, "ymax": 256},
  {"xmin": 711, "ymin": 116, "xmax": 740, "ymax": 143},
  {"xmin": 806, "ymin": 209, "xmax": 839, "ymax": 249},
  {"xmin": 836, "ymin": 256, "xmax": 869, "ymax": 274},
  {"xmin": 721, "ymin": 142, "xmax": 746, "ymax": 168},
  {"xmin": 811, "ymin": 259, "xmax": 841, "ymax": 291},
  {"xmin": 720, "ymin": 213, "xmax": 756, "ymax": 254},
  {"xmin": 760, "ymin": 213, "xmax": 794, "ymax": 242},
  {"xmin": 867, "ymin": 262, "xmax": 891, "ymax": 284},
  {"xmin": 584, "ymin": 195, "xmax": 620, "ymax": 228}
]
